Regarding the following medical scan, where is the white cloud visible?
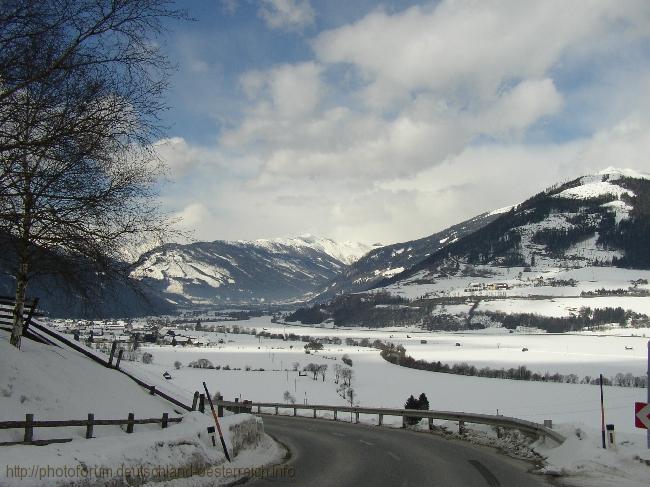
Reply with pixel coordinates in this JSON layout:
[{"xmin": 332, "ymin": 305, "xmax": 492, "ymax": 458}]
[
  {"xmin": 154, "ymin": 137, "xmax": 202, "ymax": 178},
  {"xmin": 160, "ymin": 0, "xmax": 650, "ymax": 245},
  {"xmin": 174, "ymin": 203, "xmax": 213, "ymax": 232},
  {"xmin": 258, "ymin": 0, "xmax": 315, "ymax": 31},
  {"xmin": 312, "ymin": 0, "xmax": 648, "ymax": 107}
]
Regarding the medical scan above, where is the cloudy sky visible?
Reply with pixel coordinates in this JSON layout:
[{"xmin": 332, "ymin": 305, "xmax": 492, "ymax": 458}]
[{"xmin": 156, "ymin": 0, "xmax": 650, "ymax": 245}]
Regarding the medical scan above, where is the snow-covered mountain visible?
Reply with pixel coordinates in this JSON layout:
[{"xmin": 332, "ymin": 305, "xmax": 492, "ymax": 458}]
[
  {"xmin": 311, "ymin": 210, "xmax": 506, "ymax": 301},
  {"xmin": 382, "ymin": 167, "xmax": 650, "ymax": 288},
  {"xmin": 131, "ymin": 236, "xmax": 378, "ymax": 305}
]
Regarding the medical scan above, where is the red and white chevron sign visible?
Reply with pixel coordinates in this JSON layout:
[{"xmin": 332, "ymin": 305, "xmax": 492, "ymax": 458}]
[{"xmin": 636, "ymin": 402, "xmax": 650, "ymax": 430}]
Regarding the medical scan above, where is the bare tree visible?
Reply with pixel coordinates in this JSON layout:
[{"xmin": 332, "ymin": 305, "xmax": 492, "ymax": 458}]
[
  {"xmin": 0, "ymin": 1, "xmax": 184, "ymax": 348},
  {"xmin": 334, "ymin": 363, "xmax": 341, "ymax": 384},
  {"xmin": 304, "ymin": 363, "xmax": 320, "ymax": 380},
  {"xmin": 283, "ymin": 391, "xmax": 295, "ymax": 404},
  {"xmin": 318, "ymin": 364, "xmax": 328, "ymax": 382},
  {"xmin": 341, "ymin": 367, "xmax": 353, "ymax": 387}
]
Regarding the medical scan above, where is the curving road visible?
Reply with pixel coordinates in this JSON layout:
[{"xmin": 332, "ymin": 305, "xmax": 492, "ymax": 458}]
[{"xmin": 246, "ymin": 415, "xmax": 551, "ymax": 487}]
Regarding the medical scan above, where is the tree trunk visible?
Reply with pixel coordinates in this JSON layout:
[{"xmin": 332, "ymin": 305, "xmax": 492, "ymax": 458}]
[{"xmin": 10, "ymin": 259, "xmax": 29, "ymax": 349}]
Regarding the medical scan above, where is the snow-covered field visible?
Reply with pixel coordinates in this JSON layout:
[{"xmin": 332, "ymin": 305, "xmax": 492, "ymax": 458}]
[
  {"xmin": 0, "ymin": 332, "xmax": 282, "ymax": 487},
  {"xmin": 129, "ymin": 316, "xmax": 650, "ymax": 485},
  {"xmin": 132, "ymin": 317, "xmax": 647, "ymax": 434}
]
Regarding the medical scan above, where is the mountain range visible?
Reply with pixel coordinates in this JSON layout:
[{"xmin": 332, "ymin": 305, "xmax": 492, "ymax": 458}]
[{"xmin": 4, "ymin": 167, "xmax": 648, "ymax": 317}]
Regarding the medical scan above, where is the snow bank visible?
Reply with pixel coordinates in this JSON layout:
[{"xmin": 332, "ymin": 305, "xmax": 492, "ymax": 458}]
[
  {"xmin": 0, "ymin": 412, "xmax": 281, "ymax": 487},
  {"xmin": 0, "ymin": 333, "xmax": 283, "ymax": 486},
  {"xmin": 535, "ymin": 423, "xmax": 650, "ymax": 487}
]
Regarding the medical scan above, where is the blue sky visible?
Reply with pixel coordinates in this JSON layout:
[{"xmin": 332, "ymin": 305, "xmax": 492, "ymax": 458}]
[{"xmin": 154, "ymin": 0, "xmax": 650, "ymax": 245}]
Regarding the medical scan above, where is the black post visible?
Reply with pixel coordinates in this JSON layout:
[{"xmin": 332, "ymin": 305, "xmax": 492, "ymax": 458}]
[
  {"xmin": 234, "ymin": 397, "xmax": 240, "ymax": 414},
  {"xmin": 192, "ymin": 391, "xmax": 200, "ymax": 411},
  {"xmin": 126, "ymin": 413, "xmax": 135, "ymax": 433},
  {"xmin": 24, "ymin": 413, "xmax": 33, "ymax": 442},
  {"xmin": 115, "ymin": 349, "xmax": 124, "ymax": 369},
  {"xmin": 108, "ymin": 342, "xmax": 117, "ymax": 367},
  {"xmin": 199, "ymin": 394, "xmax": 205, "ymax": 413},
  {"xmin": 23, "ymin": 297, "xmax": 38, "ymax": 335},
  {"xmin": 162, "ymin": 412, "xmax": 169, "ymax": 429},
  {"xmin": 217, "ymin": 394, "xmax": 224, "ymax": 418},
  {"xmin": 149, "ymin": 385, "xmax": 156, "ymax": 396},
  {"xmin": 86, "ymin": 413, "xmax": 94, "ymax": 439}
]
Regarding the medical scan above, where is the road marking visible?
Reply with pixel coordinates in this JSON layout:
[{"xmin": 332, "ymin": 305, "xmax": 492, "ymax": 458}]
[
  {"xmin": 468, "ymin": 460, "xmax": 500, "ymax": 487},
  {"xmin": 387, "ymin": 451, "xmax": 401, "ymax": 461},
  {"xmin": 358, "ymin": 440, "xmax": 374, "ymax": 446}
]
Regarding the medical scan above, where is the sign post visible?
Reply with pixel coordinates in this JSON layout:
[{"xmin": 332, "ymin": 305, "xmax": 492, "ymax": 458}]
[{"xmin": 600, "ymin": 373, "xmax": 606, "ymax": 449}]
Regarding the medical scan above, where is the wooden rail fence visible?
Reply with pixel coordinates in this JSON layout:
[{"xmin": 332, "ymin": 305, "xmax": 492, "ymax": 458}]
[{"xmin": 0, "ymin": 413, "xmax": 182, "ymax": 447}]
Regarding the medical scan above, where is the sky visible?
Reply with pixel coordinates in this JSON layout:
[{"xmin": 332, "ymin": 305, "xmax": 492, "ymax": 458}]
[{"xmin": 155, "ymin": 0, "xmax": 650, "ymax": 246}]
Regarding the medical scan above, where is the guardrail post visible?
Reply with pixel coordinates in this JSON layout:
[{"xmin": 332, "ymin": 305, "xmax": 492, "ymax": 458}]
[
  {"xmin": 275, "ymin": 406, "xmax": 278, "ymax": 415},
  {"xmin": 199, "ymin": 394, "xmax": 205, "ymax": 413},
  {"xmin": 293, "ymin": 407, "xmax": 297, "ymax": 417},
  {"xmin": 217, "ymin": 395, "xmax": 223, "ymax": 417},
  {"xmin": 86, "ymin": 413, "xmax": 94, "ymax": 439},
  {"xmin": 192, "ymin": 391, "xmax": 200, "ymax": 411},
  {"xmin": 126, "ymin": 413, "xmax": 135, "ymax": 434},
  {"xmin": 108, "ymin": 342, "xmax": 117, "ymax": 367},
  {"xmin": 115, "ymin": 349, "xmax": 123, "ymax": 369},
  {"xmin": 428, "ymin": 418, "xmax": 433, "ymax": 431},
  {"xmin": 334, "ymin": 410, "xmax": 337, "ymax": 421},
  {"xmin": 24, "ymin": 413, "xmax": 34, "ymax": 442},
  {"xmin": 355, "ymin": 412, "xmax": 359, "ymax": 424},
  {"xmin": 313, "ymin": 408, "xmax": 316, "ymax": 419},
  {"xmin": 459, "ymin": 420, "xmax": 465, "ymax": 435},
  {"xmin": 162, "ymin": 412, "xmax": 168, "ymax": 429},
  {"xmin": 378, "ymin": 414, "xmax": 383, "ymax": 426}
]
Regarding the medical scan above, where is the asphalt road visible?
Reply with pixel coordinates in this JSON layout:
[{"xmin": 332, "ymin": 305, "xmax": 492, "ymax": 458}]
[{"xmin": 246, "ymin": 415, "xmax": 551, "ymax": 487}]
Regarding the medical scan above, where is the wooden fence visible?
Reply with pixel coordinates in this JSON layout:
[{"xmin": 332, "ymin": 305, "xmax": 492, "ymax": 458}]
[{"xmin": 0, "ymin": 413, "xmax": 182, "ymax": 447}]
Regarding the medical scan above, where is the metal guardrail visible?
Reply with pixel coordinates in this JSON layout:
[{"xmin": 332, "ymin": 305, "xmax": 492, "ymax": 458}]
[{"xmin": 216, "ymin": 400, "xmax": 565, "ymax": 445}]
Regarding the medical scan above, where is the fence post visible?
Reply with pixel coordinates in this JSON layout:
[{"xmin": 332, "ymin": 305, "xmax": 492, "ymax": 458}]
[
  {"xmin": 402, "ymin": 415, "xmax": 406, "ymax": 428},
  {"xmin": 115, "ymin": 349, "xmax": 124, "ymax": 369},
  {"xmin": 313, "ymin": 408, "xmax": 317, "ymax": 419},
  {"xmin": 199, "ymin": 394, "xmax": 205, "ymax": 413},
  {"xmin": 379, "ymin": 414, "xmax": 383, "ymax": 426},
  {"xmin": 149, "ymin": 385, "xmax": 156, "ymax": 396},
  {"xmin": 293, "ymin": 407, "xmax": 297, "ymax": 417},
  {"xmin": 108, "ymin": 342, "xmax": 117, "ymax": 367},
  {"xmin": 234, "ymin": 397, "xmax": 240, "ymax": 414},
  {"xmin": 459, "ymin": 420, "xmax": 465, "ymax": 435},
  {"xmin": 355, "ymin": 412, "xmax": 359, "ymax": 424},
  {"xmin": 126, "ymin": 413, "xmax": 135, "ymax": 434},
  {"xmin": 257, "ymin": 405, "xmax": 261, "ymax": 414},
  {"xmin": 162, "ymin": 412, "xmax": 169, "ymax": 429},
  {"xmin": 192, "ymin": 391, "xmax": 200, "ymax": 411},
  {"xmin": 334, "ymin": 410, "xmax": 337, "ymax": 421},
  {"xmin": 217, "ymin": 394, "xmax": 223, "ymax": 417},
  {"xmin": 428, "ymin": 418, "xmax": 433, "ymax": 431},
  {"xmin": 275, "ymin": 406, "xmax": 278, "ymax": 415},
  {"xmin": 86, "ymin": 413, "xmax": 94, "ymax": 439},
  {"xmin": 24, "ymin": 414, "xmax": 34, "ymax": 442}
]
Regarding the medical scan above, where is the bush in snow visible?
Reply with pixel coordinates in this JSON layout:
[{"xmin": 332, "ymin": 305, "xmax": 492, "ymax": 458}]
[
  {"xmin": 188, "ymin": 358, "xmax": 214, "ymax": 369},
  {"xmin": 174, "ymin": 360, "xmax": 182, "ymax": 370},
  {"xmin": 142, "ymin": 352, "xmax": 153, "ymax": 364}
]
